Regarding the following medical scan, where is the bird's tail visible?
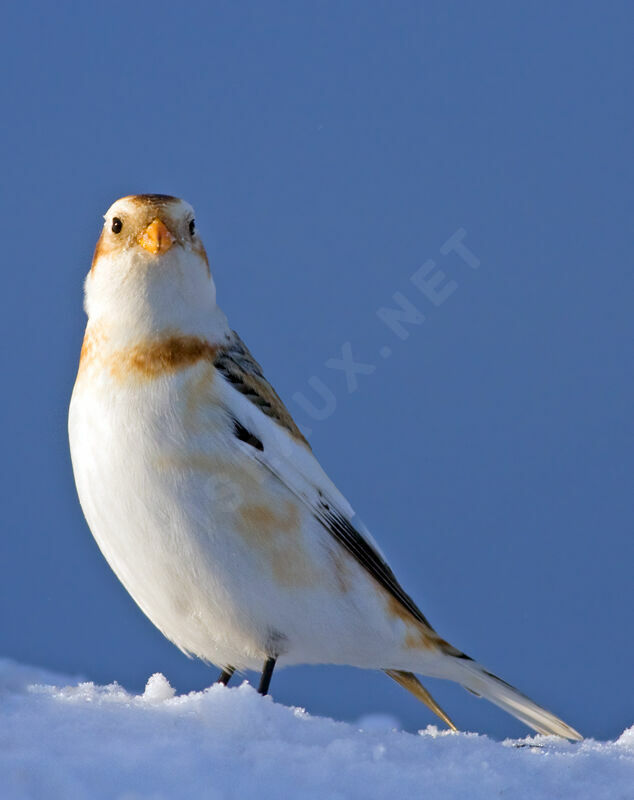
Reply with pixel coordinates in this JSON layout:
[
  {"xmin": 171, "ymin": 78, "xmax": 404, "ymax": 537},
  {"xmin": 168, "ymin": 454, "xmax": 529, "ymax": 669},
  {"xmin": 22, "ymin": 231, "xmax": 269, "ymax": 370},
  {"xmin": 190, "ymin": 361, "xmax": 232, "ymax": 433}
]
[
  {"xmin": 443, "ymin": 653, "xmax": 582, "ymax": 740},
  {"xmin": 384, "ymin": 669, "xmax": 457, "ymax": 731}
]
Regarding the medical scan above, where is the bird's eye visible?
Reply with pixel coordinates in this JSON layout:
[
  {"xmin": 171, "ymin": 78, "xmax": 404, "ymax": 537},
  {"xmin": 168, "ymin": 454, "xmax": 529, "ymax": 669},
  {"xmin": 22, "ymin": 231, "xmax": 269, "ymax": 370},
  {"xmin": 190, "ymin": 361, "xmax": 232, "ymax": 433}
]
[
  {"xmin": 189, "ymin": 219, "xmax": 196, "ymax": 236},
  {"xmin": 111, "ymin": 217, "xmax": 123, "ymax": 234}
]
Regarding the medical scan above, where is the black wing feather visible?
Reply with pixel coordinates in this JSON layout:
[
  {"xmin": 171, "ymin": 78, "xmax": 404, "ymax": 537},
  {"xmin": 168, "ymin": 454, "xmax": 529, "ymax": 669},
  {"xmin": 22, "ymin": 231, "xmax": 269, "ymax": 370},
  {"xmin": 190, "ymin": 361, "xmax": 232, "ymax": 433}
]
[{"xmin": 315, "ymin": 494, "xmax": 433, "ymax": 630}]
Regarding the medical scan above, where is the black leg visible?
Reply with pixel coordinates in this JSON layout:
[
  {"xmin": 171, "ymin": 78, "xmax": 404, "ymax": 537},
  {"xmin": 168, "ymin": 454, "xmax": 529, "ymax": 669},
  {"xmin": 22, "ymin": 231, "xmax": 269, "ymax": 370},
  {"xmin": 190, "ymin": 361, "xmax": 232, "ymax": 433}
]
[
  {"xmin": 215, "ymin": 666, "xmax": 235, "ymax": 686},
  {"xmin": 257, "ymin": 657, "xmax": 277, "ymax": 695}
]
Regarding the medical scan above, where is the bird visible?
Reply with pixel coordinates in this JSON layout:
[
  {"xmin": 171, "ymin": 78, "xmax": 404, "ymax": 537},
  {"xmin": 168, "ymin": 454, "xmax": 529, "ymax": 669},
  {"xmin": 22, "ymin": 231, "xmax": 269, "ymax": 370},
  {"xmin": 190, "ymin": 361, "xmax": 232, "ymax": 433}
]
[{"xmin": 69, "ymin": 193, "xmax": 582, "ymax": 740}]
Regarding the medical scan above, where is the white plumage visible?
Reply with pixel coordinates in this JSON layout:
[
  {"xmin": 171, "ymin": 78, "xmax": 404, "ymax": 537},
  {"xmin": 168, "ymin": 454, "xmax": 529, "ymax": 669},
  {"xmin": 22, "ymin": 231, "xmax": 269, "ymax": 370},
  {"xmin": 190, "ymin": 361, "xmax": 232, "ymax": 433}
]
[{"xmin": 69, "ymin": 194, "xmax": 581, "ymax": 739}]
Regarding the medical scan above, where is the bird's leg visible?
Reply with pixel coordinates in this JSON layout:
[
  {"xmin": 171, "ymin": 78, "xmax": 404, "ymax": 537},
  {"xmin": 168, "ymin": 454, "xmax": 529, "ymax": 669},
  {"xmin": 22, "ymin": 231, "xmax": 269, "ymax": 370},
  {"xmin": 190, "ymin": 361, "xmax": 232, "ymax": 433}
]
[
  {"xmin": 257, "ymin": 657, "xmax": 277, "ymax": 695},
  {"xmin": 215, "ymin": 666, "xmax": 235, "ymax": 686}
]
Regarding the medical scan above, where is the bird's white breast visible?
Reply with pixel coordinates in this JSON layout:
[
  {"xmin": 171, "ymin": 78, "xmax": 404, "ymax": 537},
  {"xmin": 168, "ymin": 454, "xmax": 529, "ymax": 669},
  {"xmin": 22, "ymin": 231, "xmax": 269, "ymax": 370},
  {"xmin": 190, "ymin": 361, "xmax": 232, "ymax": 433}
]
[{"xmin": 68, "ymin": 359, "xmax": 397, "ymax": 671}]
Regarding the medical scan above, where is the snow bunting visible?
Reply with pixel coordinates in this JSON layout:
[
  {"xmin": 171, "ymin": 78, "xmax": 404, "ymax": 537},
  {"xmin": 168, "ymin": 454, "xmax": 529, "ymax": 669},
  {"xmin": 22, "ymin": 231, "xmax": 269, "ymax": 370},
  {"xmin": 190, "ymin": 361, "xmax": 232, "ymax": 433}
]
[{"xmin": 69, "ymin": 194, "xmax": 581, "ymax": 739}]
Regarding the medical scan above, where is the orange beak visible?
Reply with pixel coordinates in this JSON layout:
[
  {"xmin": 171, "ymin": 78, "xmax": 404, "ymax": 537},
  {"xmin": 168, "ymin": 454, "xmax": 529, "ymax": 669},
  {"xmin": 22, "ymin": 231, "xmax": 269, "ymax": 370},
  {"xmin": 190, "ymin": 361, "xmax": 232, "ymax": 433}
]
[{"xmin": 138, "ymin": 218, "xmax": 175, "ymax": 255}]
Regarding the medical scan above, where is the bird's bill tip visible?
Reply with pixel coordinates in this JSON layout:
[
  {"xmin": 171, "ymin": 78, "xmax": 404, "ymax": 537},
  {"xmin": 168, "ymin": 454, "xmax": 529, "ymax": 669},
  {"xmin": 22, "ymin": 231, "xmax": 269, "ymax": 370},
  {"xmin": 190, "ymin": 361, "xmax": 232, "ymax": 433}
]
[{"xmin": 138, "ymin": 218, "xmax": 175, "ymax": 255}]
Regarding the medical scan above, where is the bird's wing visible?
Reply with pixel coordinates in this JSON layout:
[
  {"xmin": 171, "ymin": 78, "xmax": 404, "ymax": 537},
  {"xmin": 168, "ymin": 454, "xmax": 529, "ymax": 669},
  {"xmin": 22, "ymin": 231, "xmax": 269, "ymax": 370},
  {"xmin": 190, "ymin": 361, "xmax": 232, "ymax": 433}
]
[
  {"xmin": 213, "ymin": 333, "xmax": 583, "ymax": 742},
  {"xmin": 213, "ymin": 330, "xmax": 435, "ymax": 632},
  {"xmin": 214, "ymin": 330, "xmax": 311, "ymax": 447}
]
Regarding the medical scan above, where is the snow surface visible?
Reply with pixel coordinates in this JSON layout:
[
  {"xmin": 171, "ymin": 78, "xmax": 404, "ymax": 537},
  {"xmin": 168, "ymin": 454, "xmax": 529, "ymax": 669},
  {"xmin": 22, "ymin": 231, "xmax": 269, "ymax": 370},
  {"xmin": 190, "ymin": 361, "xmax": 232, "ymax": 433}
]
[{"xmin": 1, "ymin": 659, "xmax": 632, "ymax": 800}]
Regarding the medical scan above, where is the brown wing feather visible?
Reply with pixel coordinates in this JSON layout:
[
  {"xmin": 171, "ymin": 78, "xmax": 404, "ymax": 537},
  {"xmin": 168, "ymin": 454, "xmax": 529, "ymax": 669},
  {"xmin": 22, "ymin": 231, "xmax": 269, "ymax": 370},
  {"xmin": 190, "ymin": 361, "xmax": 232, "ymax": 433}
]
[{"xmin": 214, "ymin": 331, "xmax": 310, "ymax": 447}]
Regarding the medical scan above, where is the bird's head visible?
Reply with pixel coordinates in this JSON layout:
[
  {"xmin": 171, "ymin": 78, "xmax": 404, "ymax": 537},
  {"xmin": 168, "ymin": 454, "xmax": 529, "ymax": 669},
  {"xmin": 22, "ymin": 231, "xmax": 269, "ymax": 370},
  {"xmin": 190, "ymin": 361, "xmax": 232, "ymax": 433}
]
[{"xmin": 85, "ymin": 194, "xmax": 224, "ymax": 341}]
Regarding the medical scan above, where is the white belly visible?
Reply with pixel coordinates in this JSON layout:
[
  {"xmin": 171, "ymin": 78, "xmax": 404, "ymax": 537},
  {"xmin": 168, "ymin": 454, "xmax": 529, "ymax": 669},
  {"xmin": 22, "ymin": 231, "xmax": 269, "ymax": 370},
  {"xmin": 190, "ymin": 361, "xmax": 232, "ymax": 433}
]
[{"xmin": 68, "ymin": 363, "xmax": 406, "ymax": 672}]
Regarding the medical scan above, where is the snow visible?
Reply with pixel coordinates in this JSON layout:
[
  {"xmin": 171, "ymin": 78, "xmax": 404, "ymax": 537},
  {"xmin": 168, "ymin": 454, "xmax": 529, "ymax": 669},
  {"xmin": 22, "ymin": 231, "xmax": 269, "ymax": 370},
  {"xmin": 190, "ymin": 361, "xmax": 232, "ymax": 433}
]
[{"xmin": 1, "ymin": 659, "xmax": 632, "ymax": 800}]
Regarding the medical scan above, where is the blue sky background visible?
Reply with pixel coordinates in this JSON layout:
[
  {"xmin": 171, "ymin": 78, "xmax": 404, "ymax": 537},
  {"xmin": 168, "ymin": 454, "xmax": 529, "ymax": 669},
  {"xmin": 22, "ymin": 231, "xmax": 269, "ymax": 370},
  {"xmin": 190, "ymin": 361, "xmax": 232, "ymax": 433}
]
[{"xmin": 1, "ymin": 1, "xmax": 631, "ymax": 740}]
